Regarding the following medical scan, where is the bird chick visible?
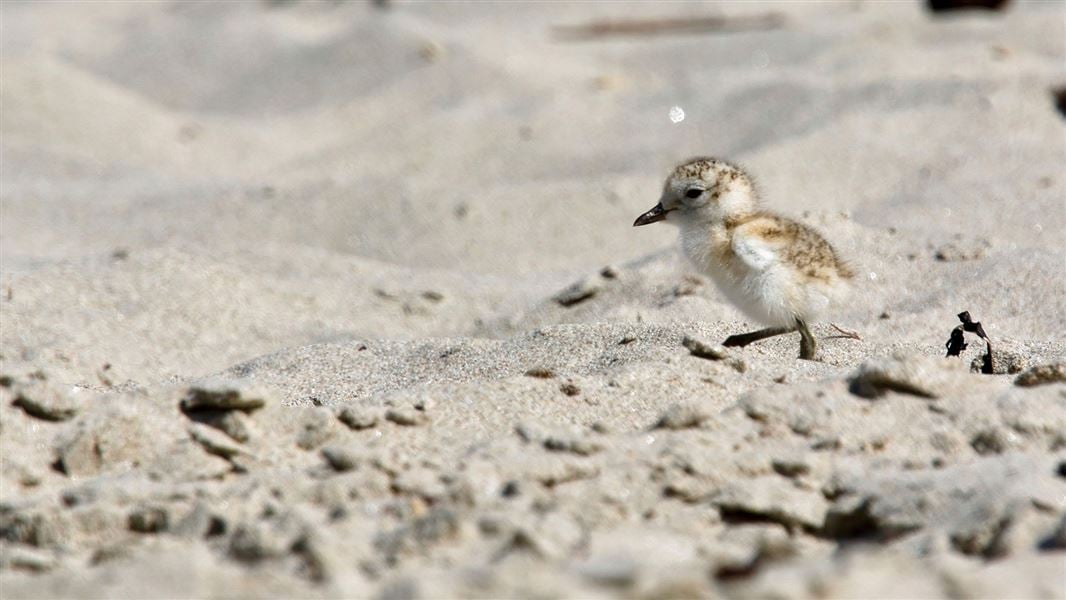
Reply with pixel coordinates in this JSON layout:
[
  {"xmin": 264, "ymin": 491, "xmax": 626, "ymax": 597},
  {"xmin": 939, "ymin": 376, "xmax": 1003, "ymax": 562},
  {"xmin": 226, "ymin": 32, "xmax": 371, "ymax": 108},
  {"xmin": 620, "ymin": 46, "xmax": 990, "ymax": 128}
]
[{"xmin": 634, "ymin": 157, "xmax": 853, "ymax": 360}]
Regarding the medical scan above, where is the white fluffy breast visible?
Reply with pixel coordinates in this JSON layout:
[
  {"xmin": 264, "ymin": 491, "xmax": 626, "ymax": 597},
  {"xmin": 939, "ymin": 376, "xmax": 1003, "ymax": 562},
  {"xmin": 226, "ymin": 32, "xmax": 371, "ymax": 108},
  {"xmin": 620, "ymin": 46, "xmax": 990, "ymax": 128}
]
[{"xmin": 678, "ymin": 221, "xmax": 844, "ymax": 327}]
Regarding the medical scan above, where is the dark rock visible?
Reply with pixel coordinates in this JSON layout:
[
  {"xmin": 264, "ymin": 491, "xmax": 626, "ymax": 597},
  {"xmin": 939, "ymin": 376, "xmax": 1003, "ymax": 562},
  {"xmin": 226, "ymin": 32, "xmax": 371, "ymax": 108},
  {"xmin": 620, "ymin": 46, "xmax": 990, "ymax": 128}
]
[
  {"xmin": 1014, "ymin": 362, "xmax": 1066, "ymax": 387},
  {"xmin": 336, "ymin": 406, "xmax": 380, "ymax": 430},
  {"xmin": 180, "ymin": 378, "xmax": 275, "ymax": 413},
  {"xmin": 682, "ymin": 336, "xmax": 746, "ymax": 372}
]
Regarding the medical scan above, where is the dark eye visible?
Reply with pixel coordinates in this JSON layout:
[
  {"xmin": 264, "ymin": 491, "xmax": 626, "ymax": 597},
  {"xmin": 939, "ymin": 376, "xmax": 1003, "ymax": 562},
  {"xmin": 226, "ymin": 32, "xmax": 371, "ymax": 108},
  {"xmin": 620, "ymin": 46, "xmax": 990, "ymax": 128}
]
[{"xmin": 685, "ymin": 188, "xmax": 703, "ymax": 199}]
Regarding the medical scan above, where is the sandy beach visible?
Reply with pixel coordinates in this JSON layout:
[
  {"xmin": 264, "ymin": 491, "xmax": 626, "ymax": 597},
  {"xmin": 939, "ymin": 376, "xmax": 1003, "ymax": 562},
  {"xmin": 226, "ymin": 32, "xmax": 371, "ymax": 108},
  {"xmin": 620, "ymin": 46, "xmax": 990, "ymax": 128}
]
[{"xmin": 2, "ymin": 1, "xmax": 1065, "ymax": 598}]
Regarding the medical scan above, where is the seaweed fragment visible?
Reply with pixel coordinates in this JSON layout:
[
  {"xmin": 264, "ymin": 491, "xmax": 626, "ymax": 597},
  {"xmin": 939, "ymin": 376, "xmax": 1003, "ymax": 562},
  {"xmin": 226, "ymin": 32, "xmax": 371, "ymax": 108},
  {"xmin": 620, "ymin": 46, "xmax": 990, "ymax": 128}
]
[{"xmin": 945, "ymin": 311, "xmax": 993, "ymax": 374}]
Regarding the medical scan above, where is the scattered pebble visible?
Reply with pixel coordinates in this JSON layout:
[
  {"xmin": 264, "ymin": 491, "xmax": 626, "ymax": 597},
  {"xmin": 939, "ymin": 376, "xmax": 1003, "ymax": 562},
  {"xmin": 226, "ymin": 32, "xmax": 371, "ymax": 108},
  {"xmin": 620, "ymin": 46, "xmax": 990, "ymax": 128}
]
[
  {"xmin": 559, "ymin": 381, "xmax": 581, "ymax": 396},
  {"xmin": 589, "ymin": 421, "xmax": 611, "ymax": 434},
  {"xmin": 543, "ymin": 433, "xmax": 602, "ymax": 457},
  {"xmin": 771, "ymin": 456, "xmax": 812, "ymax": 478},
  {"xmin": 213, "ymin": 411, "xmax": 255, "ymax": 443},
  {"xmin": 180, "ymin": 378, "xmax": 273, "ymax": 413},
  {"xmin": 712, "ymin": 478, "xmax": 829, "ymax": 529},
  {"xmin": 321, "ymin": 445, "xmax": 362, "ymax": 472},
  {"xmin": 385, "ymin": 407, "xmax": 428, "ymax": 427},
  {"xmin": 521, "ymin": 454, "xmax": 600, "ymax": 487},
  {"xmin": 1014, "ymin": 362, "xmax": 1066, "ymax": 387},
  {"xmin": 393, "ymin": 468, "xmax": 448, "ymax": 501},
  {"xmin": 524, "ymin": 367, "xmax": 555, "ymax": 379},
  {"xmin": 970, "ymin": 427, "xmax": 1022, "ymax": 455},
  {"xmin": 128, "ymin": 506, "xmax": 169, "ymax": 533},
  {"xmin": 171, "ymin": 503, "xmax": 225, "ymax": 539},
  {"xmin": 654, "ymin": 402, "xmax": 710, "ymax": 430},
  {"xmin": 336, "ymin": 406, "xmax": 380, "ymax": 430},
  {"xmin": 418, "ymin": 40, "xmax": 444, "ymax": 63},
  {"xmin": 553, "ymin": 278, "xmax": 600, "ymax": 307},
  {"xmin": 188, "ymin": 423, "xmax": 247, "ymax": 459},
  {"xmin": 228, "ymin": 518, "xmax": 304, "ymax": 563},
  {"xmin": 514, "ymin": 421, "xmax": 550, "ymax": 443},
  {"xmin": 682, "ymin": 336, "xmax": 747, "ymax": 373}
]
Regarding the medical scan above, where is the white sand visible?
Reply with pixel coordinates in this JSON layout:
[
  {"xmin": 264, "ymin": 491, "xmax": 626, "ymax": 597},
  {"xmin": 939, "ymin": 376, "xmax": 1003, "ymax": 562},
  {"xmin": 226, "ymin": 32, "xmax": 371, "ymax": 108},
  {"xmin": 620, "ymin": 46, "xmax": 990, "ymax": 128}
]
[{"xmin": 2, "ymin": 2, "xmax": 1065, "ymax": 598}]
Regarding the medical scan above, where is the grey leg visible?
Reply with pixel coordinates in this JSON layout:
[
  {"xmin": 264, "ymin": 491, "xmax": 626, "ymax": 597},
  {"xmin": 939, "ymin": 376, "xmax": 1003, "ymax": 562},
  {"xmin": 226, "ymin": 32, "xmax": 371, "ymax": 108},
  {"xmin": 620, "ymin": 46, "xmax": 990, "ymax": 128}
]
[
  {"xmin": 796, "ymin": 319, "xmax": 817, "ymax": 360},
  {"xmin": 723, "ymin": 327, "xmax": 794, "ymax": 348}
]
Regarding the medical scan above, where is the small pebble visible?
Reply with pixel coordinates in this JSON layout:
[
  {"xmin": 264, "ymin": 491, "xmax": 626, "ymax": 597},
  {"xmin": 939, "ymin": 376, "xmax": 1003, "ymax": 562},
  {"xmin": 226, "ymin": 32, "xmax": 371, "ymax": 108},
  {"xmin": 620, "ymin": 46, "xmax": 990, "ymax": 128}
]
[
  {"xmin": 180, "ymin": 378, "xmax": 273, "ymax": 412},
  {"xmin": 129, "ymin": 506, "xmax": 169, "ymax": 533},
  {"xmin": 654, "ymin": 402, "xmax": 710, "ymax": 430},
  {"xmin": 385, "ymin": 407, "xmax": 428, "ymax": 427},
  {"xmin": 682, "ymin": 336, "xmax": 747, "ymax": 373},
  {"xmin": 559, "ymin": 381, "xmax": 581, "ymax": 396},
  {"xmin": 553, "ymin": 278, "xmax": 600, "ymax": 307},
  {"xmin": 544, "ymin": 435, "xmax": 602, "ymax": 456},
  {"xmin": 188, "ymin": 423, "xmax": 247, "ymax": 459},
  {"xmin": 419, "ymin": 40, "xmax": 444, "ymax": 62},
  {"xmin": 1014, "ymin": 362, "xmax": 1066, "ymax": 387},
  {"xmin": 337, "ymin": 406, "xmax": 380, "ymax": 430},
  {"xmin": 321, "ymin": 445, "xmax": 361, "ymax": 472}
]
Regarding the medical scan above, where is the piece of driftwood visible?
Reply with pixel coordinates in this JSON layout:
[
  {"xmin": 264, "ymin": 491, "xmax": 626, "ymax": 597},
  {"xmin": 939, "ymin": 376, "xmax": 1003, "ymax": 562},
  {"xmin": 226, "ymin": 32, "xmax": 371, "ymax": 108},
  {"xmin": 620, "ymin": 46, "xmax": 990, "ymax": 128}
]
[
  {"xmin": 945, "ymin": 311, "xmax": 994, "ymax": 374},
  {"xmin": 553, "ymin": 14, "xmax": 784, "ymax": 42}
]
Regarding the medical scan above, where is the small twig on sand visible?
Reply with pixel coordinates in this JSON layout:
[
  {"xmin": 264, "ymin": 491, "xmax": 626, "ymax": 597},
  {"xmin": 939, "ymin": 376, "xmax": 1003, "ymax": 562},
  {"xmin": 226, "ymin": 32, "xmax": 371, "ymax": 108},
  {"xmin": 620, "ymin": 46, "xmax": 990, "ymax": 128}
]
[
  {"xmin": 552, "ymin": 14, "xmax": 784, "ymax": 42},
  {"xmin": 826, "ymin": 323, "xmax": 862, "ymax": 341}
]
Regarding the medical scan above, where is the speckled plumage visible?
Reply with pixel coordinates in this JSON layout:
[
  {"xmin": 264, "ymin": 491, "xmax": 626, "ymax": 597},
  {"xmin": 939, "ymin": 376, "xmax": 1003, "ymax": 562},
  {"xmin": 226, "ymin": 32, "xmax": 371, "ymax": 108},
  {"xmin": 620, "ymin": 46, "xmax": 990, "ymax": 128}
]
[{"xmin": 634, "ymin": 157, "xmax": 854, "ymax": 359}]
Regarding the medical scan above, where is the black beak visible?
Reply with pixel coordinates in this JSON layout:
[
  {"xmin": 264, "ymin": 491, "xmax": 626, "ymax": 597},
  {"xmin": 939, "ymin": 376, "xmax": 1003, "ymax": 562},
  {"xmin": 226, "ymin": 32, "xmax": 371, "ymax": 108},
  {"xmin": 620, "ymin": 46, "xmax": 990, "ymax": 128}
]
[{"xmin": 633, "ymin": 203, "xmax": 669, "ymax": 227}]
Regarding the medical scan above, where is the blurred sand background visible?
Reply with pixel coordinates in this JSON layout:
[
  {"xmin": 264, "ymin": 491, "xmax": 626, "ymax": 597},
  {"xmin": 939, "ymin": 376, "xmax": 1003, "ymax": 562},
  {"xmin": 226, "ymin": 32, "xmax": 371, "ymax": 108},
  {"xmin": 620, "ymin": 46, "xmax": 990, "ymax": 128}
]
[{"xmin": 2, "ymin": 1, "xmax": 1065, "ymax": 598}]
